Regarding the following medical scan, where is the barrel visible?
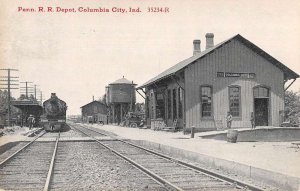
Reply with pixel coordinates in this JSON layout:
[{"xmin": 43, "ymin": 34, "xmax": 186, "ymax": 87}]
[{"xmin": 227, "ymin": 130, "xmax": 238, "ymax": 143}]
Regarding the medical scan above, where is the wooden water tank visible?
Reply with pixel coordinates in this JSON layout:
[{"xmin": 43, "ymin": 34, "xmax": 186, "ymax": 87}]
[{"xmin": 107, "ymin": 77, "xmax": 136, "ymax": 104}]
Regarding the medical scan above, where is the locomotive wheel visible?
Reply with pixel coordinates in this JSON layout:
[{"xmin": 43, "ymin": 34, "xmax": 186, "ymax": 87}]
[{"xmin": 129, "ymin": 123, "xmax": 137, "ymax": 128}]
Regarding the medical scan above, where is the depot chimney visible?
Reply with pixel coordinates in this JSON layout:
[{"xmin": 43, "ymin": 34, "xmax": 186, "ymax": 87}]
[
  {"xmin": 193, "ymin": 40, "xmax": 201, "ymax": 55},
  {"xmin": 205, "ymin": 33, "xmax": 214, "ymax": 49}
]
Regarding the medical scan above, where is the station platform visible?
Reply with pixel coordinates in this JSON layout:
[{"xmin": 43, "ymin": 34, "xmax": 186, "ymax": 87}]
[
  {"xmin": 198, "ymin": 126, "xmax": 300, "ymax": 142},
  {"xmin": 84, "ymin": 123, "xmax": 300, "ymax": 190}
]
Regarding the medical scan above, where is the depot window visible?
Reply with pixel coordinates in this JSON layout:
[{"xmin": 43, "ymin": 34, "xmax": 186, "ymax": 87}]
[
  {"xmin": 200, "ymin": 85, "xmax": 212, "ymax": 117},
  {"xmin": 253, "ymin": 86, "xmax": 269, "ymax": 98},
  {"xmin": 229, "ymin": 86, "xmax": 241, "ymax": 117}
]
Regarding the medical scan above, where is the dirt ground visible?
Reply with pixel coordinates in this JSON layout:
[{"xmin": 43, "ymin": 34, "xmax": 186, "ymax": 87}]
[{"xmin": 0, "ymin": 126, "xmax": 32, "ymax": 147}]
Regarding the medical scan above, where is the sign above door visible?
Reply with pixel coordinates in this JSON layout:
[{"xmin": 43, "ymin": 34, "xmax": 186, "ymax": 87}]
[{"xmin": 217, "ymin": 72, "xmax": 256, "ymax": 79}]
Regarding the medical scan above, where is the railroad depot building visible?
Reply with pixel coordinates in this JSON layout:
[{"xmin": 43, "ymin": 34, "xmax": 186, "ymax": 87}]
[
  {"xmin": 137, "ymin": 33, "xmax": 299, "ymax": 132},
  {"xmin": 81, "ymin": 100, "xmax": 108, "ymax": 124}
]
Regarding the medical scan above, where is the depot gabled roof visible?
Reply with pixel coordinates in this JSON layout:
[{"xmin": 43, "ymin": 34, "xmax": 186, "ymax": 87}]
[
  {"xmin": 137, "ymin": 34, "xmax": 299, "ymax": 89},
  {"xmin": 80, "ymin": 100, "xmax": 106, "ymax": 108}
]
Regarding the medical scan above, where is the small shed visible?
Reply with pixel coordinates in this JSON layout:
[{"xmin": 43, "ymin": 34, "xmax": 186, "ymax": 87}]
[{"xmin": 81, "ymin": 101, "xmax": 108, "ymax": 124}]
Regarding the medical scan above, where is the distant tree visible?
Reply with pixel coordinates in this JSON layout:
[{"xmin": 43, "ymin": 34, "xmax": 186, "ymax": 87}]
[
  {"xmin": 98, "ymin": 94, "xmax": 107, "ymax": 105},
  {"xmin": 284, "ymin": 90, "xmax": 300, "ymax": 125},
  {"xmin": 28, "ymin": 94, "xmax": 36, "ymax": 101},
  {"xmin": 18, "ymin": 94, "xmax": 27, "ymax": 100},
  {"xmin": 18, "ymin": 94, "xmax": 37, "ymax": 101},
  {"xmin": 0, "ymin": 90, "xmax": 19, "ymax": 117},
  {"xmin": 0, "ymin": 90, "xmax": 8, "ymax": 115}
]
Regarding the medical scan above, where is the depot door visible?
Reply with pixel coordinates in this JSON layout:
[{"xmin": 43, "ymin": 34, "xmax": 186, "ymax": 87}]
[{"xmin": 253, "ymin": 86, "xmax": 270, "ymax": 126}]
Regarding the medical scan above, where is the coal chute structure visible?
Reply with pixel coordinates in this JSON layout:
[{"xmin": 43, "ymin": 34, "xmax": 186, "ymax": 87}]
[
  {"xmin": 106, "ymin": 76, "xmax": 136, "ymax": 124},
  {"xmin": 41, "ymin": 93, "xmax": 67, "ymax": 131}
]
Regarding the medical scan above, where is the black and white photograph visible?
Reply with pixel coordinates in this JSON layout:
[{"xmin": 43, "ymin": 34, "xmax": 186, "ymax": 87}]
[{"xmin": 0, "ymin": 0, "xmax": 300, "ymax": 190}]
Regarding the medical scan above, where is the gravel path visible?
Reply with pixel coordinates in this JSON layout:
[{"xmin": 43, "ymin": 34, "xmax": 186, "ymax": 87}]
[{"xmin": 50, "ymin": 141, "xmax": 167, "ymax": 191}]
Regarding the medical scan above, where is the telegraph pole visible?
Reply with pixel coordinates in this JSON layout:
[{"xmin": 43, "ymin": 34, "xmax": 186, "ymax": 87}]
[
  {"xmin": 20, "ymin": 81, "xmax": 33, "ymax": 99},
  {"xmin": 40, "ymin": 91, "xmax": 43, "ymax": 103},
  {"xmin": 34, "ymin": 84, "xmax": 39, "ymax": 101},
  {"xmin": 0, "ymin": 68, "xmax": 19, "ymax": 127}
]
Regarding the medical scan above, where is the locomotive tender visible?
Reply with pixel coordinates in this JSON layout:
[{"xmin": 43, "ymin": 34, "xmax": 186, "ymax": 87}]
[{"xmin": 41, "ymin": 93, "xmax": 67, "ymax": 131}]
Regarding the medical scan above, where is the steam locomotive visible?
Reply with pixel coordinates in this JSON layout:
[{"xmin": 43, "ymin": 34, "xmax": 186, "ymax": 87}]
[{"xmin": 40, "ymin": 93, "xmax": 67, "ymax": 131}]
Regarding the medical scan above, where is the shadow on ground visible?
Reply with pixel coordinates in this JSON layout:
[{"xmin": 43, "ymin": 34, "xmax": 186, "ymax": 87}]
[{"xmin": 0, "ymin": 142, "xmax": 21, "ymax": 155}]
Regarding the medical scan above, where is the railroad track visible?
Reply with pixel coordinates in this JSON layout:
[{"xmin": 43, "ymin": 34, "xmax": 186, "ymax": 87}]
[
  {"xmin": 1, "ymin": 127, "xmax": 169, "ymax": 190},
  {"xmin": 71, "ymin": 123, "xmax": 264, "ymax": 191},
  {"xmin": 0, "ymin": 130, "xmax": 60, "ymax": 191},
  {"xmin": 0, "ymin": 124, "xmax": 266, "ymax": 190}
]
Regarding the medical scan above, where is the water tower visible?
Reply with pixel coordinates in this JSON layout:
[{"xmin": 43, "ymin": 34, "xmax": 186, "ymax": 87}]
[{"xmin": 106, "ymin": 76, "xmax": 136, "ymax": 124}]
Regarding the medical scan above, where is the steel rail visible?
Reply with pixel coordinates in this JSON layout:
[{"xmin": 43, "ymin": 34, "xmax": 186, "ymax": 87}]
[
  {"xmin": 78, "ymin": 123, "xmax": 108, "ymax": 136},
  {"xmin": 79, "ymin": 124, "xmax": 264, "ymax": 191},
  {"xmin": 71, "ymin": 125, "xmax": 182, "ymax": 191},
  {"xmin": 43, "ymin": 132, "xmax": 60, "ymax": 191},
  {"xmin": 0, "ymin": 129, "xmax": 46, "ymax": 166}
]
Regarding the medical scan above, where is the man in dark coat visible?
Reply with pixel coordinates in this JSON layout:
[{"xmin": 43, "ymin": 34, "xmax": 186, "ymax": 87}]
[{"xmin": 27, "ymin": 115, "xmax": 35, "ymax": 129}]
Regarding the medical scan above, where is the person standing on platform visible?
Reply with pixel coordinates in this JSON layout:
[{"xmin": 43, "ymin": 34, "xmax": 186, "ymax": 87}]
[
  {"xmin": 17, "ymin": 115, "xmax": 21, "ymax": 126},
  {"xmin": 226, "ymin": 111, "xmax": 233, "ymax": 129},
  {"xmin": 250, "ymin": 112, "xmax": 255, "ymax": 129},
  {"xmin": 27, "ymin": 115, "xmax": 35, "ymax": 130}
]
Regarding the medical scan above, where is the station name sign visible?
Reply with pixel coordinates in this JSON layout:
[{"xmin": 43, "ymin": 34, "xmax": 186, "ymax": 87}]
[{"xmin": 217, "ymin": 72, "xmax": 256, "ymax": 79}]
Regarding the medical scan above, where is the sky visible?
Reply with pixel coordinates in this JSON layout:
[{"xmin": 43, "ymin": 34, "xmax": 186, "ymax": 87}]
[{"xmin": 0, "ymin": 0, "xmax": 300, "ymax": 115}]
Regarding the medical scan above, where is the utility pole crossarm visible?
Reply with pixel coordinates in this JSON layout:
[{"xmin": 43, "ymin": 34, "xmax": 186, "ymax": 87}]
[
  {"xmin": 0, "ymin": 76, "xmax": 19, "ymax": 78},
  {"xmin": 0, "ymin": 69, "xmax": 18, "ymax": 71},
  {"xmin": 0, "ymin": 79, "xmax": 18, "ymax": 82}
]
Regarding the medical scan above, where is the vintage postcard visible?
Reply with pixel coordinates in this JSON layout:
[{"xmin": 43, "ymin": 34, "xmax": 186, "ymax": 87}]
[{"xmin": 0, "ymin": 0, "xmax": 300, "ymax": 190}]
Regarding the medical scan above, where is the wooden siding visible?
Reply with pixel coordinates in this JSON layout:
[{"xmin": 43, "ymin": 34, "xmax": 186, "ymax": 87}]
[
  {"xmin": 185, "ymin": 39, "xmax": 284, "ymax": 130},
  {"xmin": 81, "ymin": 102, "xmax": 107, "ymax": 117},
  {"xmin": 165, "ymin": 79, "xmax": 185, "ymax": 127},
  {"xmin": 108, "ymin": 84, "xmax": 136, "ymax": 104},
  {"xmin": 146, "ymin": 76, "xmax": 185, "ymax": 128}
]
